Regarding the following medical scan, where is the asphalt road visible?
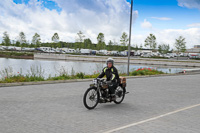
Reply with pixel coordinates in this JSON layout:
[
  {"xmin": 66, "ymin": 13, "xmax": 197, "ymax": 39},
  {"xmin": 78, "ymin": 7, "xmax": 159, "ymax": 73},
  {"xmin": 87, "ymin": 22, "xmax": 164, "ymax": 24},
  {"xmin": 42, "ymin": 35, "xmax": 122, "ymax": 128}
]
[{"xmin": 0, "ymin": 74, "xmax": 200, "ymax": 133}]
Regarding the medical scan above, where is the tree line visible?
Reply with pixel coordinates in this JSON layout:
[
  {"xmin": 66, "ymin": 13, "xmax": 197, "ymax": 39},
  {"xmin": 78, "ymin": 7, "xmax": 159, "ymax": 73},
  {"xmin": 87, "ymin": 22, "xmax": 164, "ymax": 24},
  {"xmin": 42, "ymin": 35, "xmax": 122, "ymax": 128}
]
[
  {"xmin": 1, "ymin": 31, "xmax": 186, "ymax": 53},
  {"xmin": 144, "ymin": 33, "xmax": 186, "ymax": 54}
]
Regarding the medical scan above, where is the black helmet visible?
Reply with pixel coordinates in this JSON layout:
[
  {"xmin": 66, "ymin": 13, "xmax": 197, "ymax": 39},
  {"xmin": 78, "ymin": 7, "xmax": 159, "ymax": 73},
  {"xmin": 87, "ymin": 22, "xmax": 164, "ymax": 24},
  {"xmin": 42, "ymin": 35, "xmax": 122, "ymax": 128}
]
[{"xmin": 106, "ymin": 57, "xmax": 114, "ymax": 65}]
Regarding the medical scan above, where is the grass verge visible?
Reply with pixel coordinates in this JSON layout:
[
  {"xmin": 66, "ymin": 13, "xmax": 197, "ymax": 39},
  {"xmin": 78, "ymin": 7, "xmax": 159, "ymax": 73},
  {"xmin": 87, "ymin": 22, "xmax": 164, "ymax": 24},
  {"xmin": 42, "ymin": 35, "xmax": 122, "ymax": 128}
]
[{"xmin": 0, "ymin": 67, "xmax": 165, "ymax": 83}]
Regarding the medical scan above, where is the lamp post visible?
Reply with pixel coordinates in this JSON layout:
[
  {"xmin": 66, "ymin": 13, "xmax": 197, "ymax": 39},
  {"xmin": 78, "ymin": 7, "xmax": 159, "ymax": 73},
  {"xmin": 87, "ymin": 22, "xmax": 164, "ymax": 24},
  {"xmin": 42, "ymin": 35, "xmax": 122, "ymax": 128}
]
[{"xmin": 127, "ymin": 0, "xmax": 133, "ymax": 76}]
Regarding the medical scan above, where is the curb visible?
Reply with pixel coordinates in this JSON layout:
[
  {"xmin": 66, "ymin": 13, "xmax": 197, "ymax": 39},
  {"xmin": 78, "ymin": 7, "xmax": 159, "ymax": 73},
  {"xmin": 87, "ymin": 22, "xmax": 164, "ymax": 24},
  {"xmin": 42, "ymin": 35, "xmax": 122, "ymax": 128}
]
[
  {"xmin": 182, "ymin": 68, "xmax": 200, "ymax": 73},
  {"xmin": 0, "ymin": 72, "xmax": 198, "ymax": 88},
  {"xmin": 0, "ymin": 78, "xmax": 92, "ymax": 87}
]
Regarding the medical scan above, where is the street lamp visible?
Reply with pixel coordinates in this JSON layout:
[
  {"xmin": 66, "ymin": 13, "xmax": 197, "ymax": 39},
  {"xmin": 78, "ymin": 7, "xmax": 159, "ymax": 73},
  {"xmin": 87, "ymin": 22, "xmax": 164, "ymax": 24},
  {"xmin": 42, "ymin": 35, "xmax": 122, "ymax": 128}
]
[{"xmin": 127, "ymin": 0, "xmax": 133, "ymax": 76}]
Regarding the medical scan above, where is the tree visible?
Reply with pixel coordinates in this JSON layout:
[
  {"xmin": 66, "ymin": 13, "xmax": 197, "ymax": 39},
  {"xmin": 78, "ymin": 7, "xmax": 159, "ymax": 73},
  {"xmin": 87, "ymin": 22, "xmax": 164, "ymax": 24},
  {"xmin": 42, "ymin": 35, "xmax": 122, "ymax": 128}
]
[
  {"xmin": 75, "ymin": 31, "xmax": 85, "ymax": 49},
  {"xmin": 97, "ymin": 33, "xmax": 105, "ymax": 44},
  {"xmin": 158, "ymin": 44, "xmax": 170, "ymax": 54},
  {"xmin": 83, "ymin": 38, "xmax": 92, "ymax": 49},
  {"xmin": 120, "ymin": 32, "xmax": 129, "ymax": 46},
  {"xmin": 15, "ymin": 41, "xmax": 20, "ymax": 47},
  {"xmin": 18, "ymin": 32, "xmax": 27, "ymax": 45},
  {"xmin": 135, "ymin": 44, "xmax": 139, "ymax": 51},
  {"xmin": 174, "ymin": 36, "xmax": 186, "ymax": 60},
  {"xmin": 140, "ymin": 44, "xmax": 143, "ymax": 49},
  {"xmin": 144, "ymin": 33, "xmax": 157, "ymax": 49},
  {"xmin": 97, "ymin": 33, "xmax": 106, "ymax": 50},
  {"xmin": 52, "ymin": 33, "xmax": 59, "ymax": 43},
  {"xmin": 32, "ymin": 33, "xmax": 41, "ymax": 46},
  {"xmin": 2, "ymin": 31, "xmax": 11, "ymax": 46},
  {"xmin": 76, "ymin": 31, "xmax": 85, "ymax": 43},
  {"xmin": 108, "ymin": 40, "xmax": 113, "ymax": 51},
  {"xmin": 174, "ymin": 36, "xmax": 186, "ymax": 53}
]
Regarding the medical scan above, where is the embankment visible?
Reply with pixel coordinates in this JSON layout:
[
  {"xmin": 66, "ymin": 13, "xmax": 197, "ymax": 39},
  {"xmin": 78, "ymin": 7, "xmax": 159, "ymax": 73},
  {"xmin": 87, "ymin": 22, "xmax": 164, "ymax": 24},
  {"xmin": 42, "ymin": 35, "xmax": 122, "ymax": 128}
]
[
  {"xmin": 0, "ymin": 51, "xmax": 33, "ymax": 59},
  {"xmin": 34, "ymin": 53, "xmax": 200, "ymax": 67}
]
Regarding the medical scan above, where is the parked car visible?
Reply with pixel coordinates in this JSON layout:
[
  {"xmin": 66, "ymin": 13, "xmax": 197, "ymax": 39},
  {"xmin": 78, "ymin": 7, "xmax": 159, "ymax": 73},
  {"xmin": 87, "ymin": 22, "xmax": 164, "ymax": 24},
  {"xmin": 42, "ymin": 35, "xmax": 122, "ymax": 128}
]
[
  {"xmin": 0, "ymin": 46, "xmax": 3, "ymax": 50},
  {"xmin": 39, "ymin": 47, "xmax": 51, "ymax": 52},
  {"xmin": 120, "ymin": 51, "xmax": 127, "ymax": 56},
  {"xmin": 167, "ymin": 53, "xmax": 174, "ymax": 58},
  {"xmin": 141, "ymin": 53, "xmax": 151, "ymax": 58},
  {"xmin": 15, "ymin": 47, "xmax": 22, "ymax": 51},
  {"xmin": 80, "ymin": 49, "xmax": 91, "ymax": 55},
  {"xmin": 22, "ymin": 48, "xmax": 35, "ymax": 51},
  {"xmin": 163, "ymin": 54, "xmax": 171, "ymax": 59},
  {"xmin": 7, "ymin": 46, "xmax": 16, "ymax": 50},
  {"xmin": 111, "ymin": 51, "xmax": 119, "ymax": 56},
  {"xmin": 1, "ymin": 46, "xmax": 8, "ymax": 50},
  {"xmin": 188, "ymin": 53, "xmax": 200, "ymax": 59},
  {"xmin": 91, "ymin": 50, "xmax": 97, "ymax": 55},
  {"xmin": 99, "ymin": 50, "xmax": 108, "ymax": 55}
]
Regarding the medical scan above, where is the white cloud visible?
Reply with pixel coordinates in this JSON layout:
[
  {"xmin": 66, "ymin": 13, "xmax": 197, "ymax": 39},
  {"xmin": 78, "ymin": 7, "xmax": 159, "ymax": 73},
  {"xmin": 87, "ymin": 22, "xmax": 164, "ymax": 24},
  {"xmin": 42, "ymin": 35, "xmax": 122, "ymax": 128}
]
[
  {"xmin": 187, "ymin": 23, "xmax": 200, "ymax": 27},
  {"xmin": 159, "ymin": 28, "xmax": 200, "ymax": 48},
  {"xmin": 151, "ymin": 17, "xmax": 172, "ymax": 21},
  {"xmin": 0, "ymin": 0, "xmax": 138, "ymax": 44},
  {"xmin": 141, "ymin": 19, "xmax": 152, "ymax": 29},
  {"xmin": 1, "ymin": 0, "xmax": 198, "ymax": 49},
  {"xmin": 177, "ymin": 0, "xmax": 200, "ymax": 10}
]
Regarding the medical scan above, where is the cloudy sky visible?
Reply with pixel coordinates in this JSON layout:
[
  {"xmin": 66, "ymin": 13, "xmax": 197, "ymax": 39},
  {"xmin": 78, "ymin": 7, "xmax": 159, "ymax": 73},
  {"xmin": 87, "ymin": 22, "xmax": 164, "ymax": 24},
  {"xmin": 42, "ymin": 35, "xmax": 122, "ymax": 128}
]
[{"xmin": 0, "ymin": 0, "xmax": 200, "ymax": 49}]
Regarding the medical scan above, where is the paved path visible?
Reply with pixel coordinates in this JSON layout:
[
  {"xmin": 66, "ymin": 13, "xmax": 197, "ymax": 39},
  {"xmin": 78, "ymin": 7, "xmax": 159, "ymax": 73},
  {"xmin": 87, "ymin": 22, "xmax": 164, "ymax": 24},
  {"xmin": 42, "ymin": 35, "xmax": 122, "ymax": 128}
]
[{"xmin": 0, "ymin": 74, "xmax": 200, "ymax": 133}]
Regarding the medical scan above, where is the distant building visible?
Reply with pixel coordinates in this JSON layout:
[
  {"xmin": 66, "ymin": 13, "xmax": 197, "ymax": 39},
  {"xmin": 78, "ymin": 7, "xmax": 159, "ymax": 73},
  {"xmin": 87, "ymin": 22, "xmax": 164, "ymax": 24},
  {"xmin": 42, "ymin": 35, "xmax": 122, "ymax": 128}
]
[
  {"xmin": 194, "ymin": 45, "xmax": 200, "ymax": 48},
  {"xmin": 186, "ymin": 45, "xmax": 200, "ymax": 53}
]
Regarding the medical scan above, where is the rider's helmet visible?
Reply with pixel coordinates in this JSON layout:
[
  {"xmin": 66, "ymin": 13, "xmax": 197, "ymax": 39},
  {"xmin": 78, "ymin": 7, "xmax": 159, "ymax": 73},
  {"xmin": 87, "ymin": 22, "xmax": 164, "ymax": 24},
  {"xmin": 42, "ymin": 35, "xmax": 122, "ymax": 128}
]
[{"xmin": 106, "ymin": 57, "xmax": 114, "ymax": 66}]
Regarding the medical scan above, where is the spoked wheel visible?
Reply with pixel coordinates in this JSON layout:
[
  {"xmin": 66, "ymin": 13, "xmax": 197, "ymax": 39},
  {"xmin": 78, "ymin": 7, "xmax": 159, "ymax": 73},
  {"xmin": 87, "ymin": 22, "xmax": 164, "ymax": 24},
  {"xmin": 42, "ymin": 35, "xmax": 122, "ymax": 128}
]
[
  {"xmin": 83, "ymin": 87, "xmax": 99, "ymax": 110},
  {"xmin": 114, "ymin": 86, "xmax": 125, "ymax": 104}
]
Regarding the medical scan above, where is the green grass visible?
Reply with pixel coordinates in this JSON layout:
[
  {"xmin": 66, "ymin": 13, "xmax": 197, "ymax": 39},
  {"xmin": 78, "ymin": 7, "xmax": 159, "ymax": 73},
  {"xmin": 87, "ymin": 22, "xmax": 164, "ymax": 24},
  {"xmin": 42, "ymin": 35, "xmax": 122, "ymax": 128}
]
[
  {"xmin": 1, "ymin": 75, "xmax": 45, "ymax": 83},
  {"xmin": 0, "ymin": 67, "xmax": 166, "ymax": 83},
  {"xmin": 0, "ymin": 51, "xmax": 33, "ymax": 57},
  {"xmin": 190, "ymin": 58, "xmax": 200, "ymax": 60}
]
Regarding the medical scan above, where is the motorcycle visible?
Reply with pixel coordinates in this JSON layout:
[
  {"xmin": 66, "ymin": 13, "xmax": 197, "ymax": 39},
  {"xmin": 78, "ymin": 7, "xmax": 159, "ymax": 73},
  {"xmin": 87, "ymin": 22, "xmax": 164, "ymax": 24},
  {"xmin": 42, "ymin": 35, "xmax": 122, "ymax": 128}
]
[{"xmin": 83, "ymin": 77, "xmax": 128, "ymax": 109}]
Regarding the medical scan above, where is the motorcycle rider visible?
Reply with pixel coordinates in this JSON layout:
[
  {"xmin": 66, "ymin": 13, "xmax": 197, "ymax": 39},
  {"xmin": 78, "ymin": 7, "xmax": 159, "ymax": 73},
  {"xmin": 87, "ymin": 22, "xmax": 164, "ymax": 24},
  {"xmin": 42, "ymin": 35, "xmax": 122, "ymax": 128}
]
[{"xmin": 97, "ymin": 58, "xmax": 119, "ymax": 100}]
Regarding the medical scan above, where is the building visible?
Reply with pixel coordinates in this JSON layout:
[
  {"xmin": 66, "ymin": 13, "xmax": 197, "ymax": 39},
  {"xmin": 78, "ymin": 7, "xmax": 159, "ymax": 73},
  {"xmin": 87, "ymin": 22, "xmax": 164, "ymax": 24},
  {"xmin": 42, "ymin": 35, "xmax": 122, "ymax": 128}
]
[
  {"xmin": 186, "ymin": 45, "xmax": 200, "ymax": 53},
  {"xmin": 194, "ymin": 45, "xmax": 200, "ymax": 48}
]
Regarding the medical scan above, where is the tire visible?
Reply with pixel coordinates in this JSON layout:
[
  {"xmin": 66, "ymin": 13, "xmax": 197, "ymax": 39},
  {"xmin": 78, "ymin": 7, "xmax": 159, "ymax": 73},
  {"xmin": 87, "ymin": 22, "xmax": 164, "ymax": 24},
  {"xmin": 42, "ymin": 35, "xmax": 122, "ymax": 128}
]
[
  {"xmin": 83, "ymin": 87, "xmax": 99, "ymax": 110},
  {"xmin": 114, "ymin": 87, "xmax": 125, "ymax": 104}
]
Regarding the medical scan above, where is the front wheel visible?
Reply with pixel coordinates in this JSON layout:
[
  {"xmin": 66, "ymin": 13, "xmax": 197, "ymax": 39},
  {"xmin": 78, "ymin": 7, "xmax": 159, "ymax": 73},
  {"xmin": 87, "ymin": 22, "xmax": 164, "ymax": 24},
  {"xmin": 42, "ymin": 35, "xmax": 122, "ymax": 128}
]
[
  {"xmin": 114, "ymin": 86, "xmax": 125, "ymax": 104},
  {"xmin": 83, "ymin": 87, "xmax": 99, "ymax": 109}
]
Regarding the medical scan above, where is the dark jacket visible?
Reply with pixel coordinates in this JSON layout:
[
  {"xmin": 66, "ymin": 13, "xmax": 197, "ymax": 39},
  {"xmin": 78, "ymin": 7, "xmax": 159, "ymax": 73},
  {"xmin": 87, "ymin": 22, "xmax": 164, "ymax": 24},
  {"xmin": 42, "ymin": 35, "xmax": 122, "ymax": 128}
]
[{"xmin": 97, "ymin": 66, "xmax": 119, "ymax": 82}]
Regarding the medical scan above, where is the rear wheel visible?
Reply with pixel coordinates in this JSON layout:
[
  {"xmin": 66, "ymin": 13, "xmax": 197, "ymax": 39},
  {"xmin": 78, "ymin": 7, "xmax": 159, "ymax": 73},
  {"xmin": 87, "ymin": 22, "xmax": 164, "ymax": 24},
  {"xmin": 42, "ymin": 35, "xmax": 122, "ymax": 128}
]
[
  {"xmin": 83, "ymin": 87, "xmax": 99, "ymax": 109},
  {"xmin": 114, "ymin": 86, "xmax": 125, "ymax": 104}
]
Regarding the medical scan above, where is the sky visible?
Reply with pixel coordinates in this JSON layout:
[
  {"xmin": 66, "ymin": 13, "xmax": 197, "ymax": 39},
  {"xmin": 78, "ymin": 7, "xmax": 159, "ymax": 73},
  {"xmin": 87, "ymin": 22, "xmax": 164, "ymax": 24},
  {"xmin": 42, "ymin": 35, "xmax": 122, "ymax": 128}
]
[{"xmin": 0, "ymin": 0, "xmax": 200, "ymax": 49}]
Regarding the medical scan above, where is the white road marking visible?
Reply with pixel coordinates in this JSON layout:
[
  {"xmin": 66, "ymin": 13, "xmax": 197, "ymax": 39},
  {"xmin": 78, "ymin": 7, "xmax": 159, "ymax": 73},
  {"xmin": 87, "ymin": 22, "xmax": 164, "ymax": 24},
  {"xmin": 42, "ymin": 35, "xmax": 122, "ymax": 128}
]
[{"xmin": 104, "ymin": 103, "xmax": 200, "ymax": 133}]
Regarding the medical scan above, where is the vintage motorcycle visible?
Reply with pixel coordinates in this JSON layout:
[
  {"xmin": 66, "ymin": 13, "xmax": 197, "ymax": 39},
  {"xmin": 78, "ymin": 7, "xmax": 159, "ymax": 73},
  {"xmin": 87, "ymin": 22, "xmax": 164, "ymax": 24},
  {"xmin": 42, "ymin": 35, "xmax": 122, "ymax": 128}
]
[{"xmin": 83, "ymin": 77, "xmax": 128, "ymax": 109}]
